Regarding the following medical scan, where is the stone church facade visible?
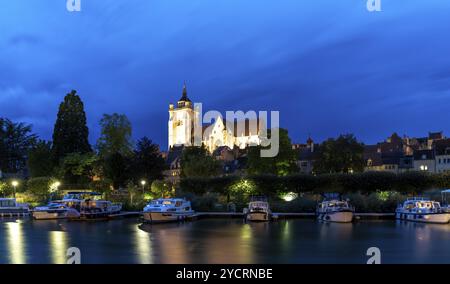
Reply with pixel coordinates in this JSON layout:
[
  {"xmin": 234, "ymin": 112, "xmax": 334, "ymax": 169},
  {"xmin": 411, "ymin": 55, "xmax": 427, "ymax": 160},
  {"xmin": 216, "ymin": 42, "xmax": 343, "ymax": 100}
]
[{"xmin": 168, "ymin": 84, "xmax": 264, "ymax": 152}]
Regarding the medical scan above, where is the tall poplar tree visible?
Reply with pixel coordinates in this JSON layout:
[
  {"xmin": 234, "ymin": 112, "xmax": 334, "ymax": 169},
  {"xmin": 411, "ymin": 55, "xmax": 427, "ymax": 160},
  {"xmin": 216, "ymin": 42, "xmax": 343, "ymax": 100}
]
[{"xmin": 52, "ymin": 90, "xmax": 91, "ymax": 163}]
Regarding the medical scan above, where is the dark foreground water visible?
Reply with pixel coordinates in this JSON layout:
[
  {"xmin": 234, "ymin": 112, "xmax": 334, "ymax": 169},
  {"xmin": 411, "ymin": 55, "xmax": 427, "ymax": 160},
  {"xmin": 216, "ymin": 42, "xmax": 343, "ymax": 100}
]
[{"xmin": 0, "ymin": 218, "xmax": 449, "ymax": 264}]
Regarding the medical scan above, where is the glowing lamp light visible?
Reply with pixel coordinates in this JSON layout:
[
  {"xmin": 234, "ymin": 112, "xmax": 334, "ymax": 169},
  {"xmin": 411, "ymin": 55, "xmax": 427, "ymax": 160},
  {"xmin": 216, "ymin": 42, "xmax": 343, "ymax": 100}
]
[
  {"xmin": 49, "ymin": 181, "xmax": 62, "ymax": 193},
  {"xmin": 141, "ymin": 180, "xmax": 146, "ymax": 186},
  {"xmin": 11, "ymin": 180, "xmax": 19, "ymax": 187},
  {"xmin": 282, "ymin": 192, "xmax": 298, "ymax": 202}
]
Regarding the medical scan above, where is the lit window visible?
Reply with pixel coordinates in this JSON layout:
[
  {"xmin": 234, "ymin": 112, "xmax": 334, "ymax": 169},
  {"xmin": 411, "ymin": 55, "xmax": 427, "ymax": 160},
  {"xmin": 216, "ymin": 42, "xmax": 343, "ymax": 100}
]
[{"xmin": 420, "ymin": 165, "xmax": 428, "ymax": 171}]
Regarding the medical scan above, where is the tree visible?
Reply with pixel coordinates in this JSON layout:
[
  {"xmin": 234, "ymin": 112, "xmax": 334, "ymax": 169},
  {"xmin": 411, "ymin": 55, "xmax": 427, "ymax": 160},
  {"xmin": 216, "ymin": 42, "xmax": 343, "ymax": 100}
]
[
  {"xmin": 181, "ymin": 145, "xmax": 220, "ymax": 177},
  {"xmin": 131, "ymin": 137, "xmax": 165, "ymax": 183},
  {"xmin": 28, "ymin": 140, "xmax": 54, "ymax": 177},
  {"xmin": 0, "ymin": 118, "xmax": 37, "ymax": 173},
  {"xmin": 52, "ymin": 90, "xmax": 91, "ymax": 163},
  {"xmin": 56, "ymin": 152, "xmax": 97, "ymax": 186},
  {"xmin": 26, "ymin": 177, "xmax": 53, "ymax": 199},
  {"xmin": 150, "ymin": 180, "xmax": 172, "ymax": 199},
  {"xmin": 96, "ymin": 113, "xmax": 133, "ymax": 157},
  {"xmin": 247, "ymin": 128, "xmax": 298, "ymax": 176},
  {"xmin": 96, "ymin": 113, "xmax": 134, "ymax": 189},
  {"xmin": 314, "ymin": 134, "xmax": 365, "ymax": 174},
  {"xmin": 102, "ymin": 152, "xmax": 131, "ymax": 189}
]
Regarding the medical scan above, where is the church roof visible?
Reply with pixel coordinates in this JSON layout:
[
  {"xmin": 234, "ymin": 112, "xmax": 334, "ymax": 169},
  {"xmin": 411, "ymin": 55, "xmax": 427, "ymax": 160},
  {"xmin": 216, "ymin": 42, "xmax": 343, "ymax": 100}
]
[
  {"xmin": 178, "ymin": 83, "xmax": 191, "ymax": 103},
  {"xmin": 201, "ymin": 117, "xmax": 263, "ymax": 137}
]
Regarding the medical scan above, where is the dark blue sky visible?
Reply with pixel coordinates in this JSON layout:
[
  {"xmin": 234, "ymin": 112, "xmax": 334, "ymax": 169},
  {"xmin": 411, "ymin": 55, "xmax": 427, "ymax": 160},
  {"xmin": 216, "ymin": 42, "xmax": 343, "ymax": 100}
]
[{"xmin": 1, "ymin": 0, "xmax": 450, "ymax": 150}]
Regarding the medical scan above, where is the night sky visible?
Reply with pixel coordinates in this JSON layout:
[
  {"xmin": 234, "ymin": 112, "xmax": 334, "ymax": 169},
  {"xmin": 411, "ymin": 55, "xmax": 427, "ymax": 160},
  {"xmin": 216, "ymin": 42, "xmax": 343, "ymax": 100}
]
[{"xmin": 1, "ymin": 0, "xmax": 450, "ymax": 150}]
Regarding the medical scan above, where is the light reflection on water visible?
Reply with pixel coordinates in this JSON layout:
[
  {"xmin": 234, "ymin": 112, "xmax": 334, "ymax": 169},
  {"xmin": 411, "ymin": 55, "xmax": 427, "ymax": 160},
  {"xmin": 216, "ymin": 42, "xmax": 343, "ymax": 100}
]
[
  {"xmin": 134, "ymin": 226, "xmax": 152, "ymax": 264},
  {"xmin": 6, "ymin": 221, "xmax": 26, "ymax": 264},
  {"xmin": 49, "ymin": 231, "xmax": 69, "ymax": 264},
  {"xmin": 0, "ymin": 218, "xmax": 449, "ymax": 264}
]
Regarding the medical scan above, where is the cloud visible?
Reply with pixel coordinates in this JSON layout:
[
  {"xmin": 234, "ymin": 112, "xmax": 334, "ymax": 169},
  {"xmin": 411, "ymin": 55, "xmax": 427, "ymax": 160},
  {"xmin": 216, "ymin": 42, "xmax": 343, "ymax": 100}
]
[{"xmin": 0, "ymin": 0, "xmax": 449, "ymax": 149}]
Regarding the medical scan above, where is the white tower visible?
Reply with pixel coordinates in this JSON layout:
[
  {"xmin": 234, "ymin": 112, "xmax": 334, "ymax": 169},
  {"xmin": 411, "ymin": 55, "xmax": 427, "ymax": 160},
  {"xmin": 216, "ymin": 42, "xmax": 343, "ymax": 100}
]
[{"xmin": 168, "ymin": 83, "xmax": 197, "ymax": 149}]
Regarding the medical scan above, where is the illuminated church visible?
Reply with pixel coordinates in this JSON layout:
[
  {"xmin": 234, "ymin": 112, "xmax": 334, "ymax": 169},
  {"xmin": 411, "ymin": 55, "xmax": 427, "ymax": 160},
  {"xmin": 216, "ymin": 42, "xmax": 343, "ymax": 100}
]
[{"xmin": 168, "ymin": 84, "xmax": 264, "ymax": 152}]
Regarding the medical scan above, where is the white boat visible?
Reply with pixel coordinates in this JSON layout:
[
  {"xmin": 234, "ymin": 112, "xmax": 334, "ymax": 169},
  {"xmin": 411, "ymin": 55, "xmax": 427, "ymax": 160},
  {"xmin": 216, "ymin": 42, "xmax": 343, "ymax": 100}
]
[
  {"xmin": 32, "ymin": 192, "xmax": 122, "ymax": 220},
  {"xmin": 245, "ymin": 196, "xmax": 271, "ymax": 222},
  {"xmin": 396, "ymin": 197, "xmax": 450, "ymax": 224},
  {"xmin": 0, "ymin": 198, "xmax": 30, "ymax": 217},
  {"xmin": 317, "ymin": 199, "xmax": 354, "ymax": 223},
  {"xmin": 143, "ymin": 198, "xmax": 194, "ymax": 223},
  {"xmin": 32, "ymin": 202, "xmax": 80, "ymax": 220}
]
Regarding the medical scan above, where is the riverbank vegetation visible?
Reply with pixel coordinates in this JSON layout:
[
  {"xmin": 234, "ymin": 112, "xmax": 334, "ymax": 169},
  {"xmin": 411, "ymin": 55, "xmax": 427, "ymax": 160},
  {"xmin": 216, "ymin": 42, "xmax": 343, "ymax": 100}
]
[{"xmin": 2, "ymin": 90, "xmax": 450, "ymax": 213}]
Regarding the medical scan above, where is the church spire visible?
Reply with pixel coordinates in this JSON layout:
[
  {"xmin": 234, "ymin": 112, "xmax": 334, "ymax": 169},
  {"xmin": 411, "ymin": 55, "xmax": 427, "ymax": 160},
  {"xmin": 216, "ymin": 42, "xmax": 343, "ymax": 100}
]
[{"xmin": 179, "ymin": 81, "xmax": 191, "ymax": 102}]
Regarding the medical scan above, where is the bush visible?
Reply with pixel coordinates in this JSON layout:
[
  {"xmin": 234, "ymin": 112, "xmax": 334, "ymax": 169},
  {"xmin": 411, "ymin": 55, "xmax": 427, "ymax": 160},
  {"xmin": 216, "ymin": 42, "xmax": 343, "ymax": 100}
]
[
  {"xmin": 345, "ymin": 191, "xmax": 406, "ymax": 213},
  {"xmin": 27, "ymin": 177, "xmax": 54, "ymax": 200}
]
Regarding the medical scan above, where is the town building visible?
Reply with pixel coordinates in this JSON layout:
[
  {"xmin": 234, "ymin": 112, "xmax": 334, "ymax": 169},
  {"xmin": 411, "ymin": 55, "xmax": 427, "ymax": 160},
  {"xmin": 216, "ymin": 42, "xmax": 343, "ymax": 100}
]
[
  {"xmin": 295, "ymin": 137, "xmax": 318, "ymax": 174},
  {"xmin": 435, "ymin": 139, "xmax": 450, "ymax": 174},
  {"xmin": 413, "ymin": 149, "xmax": 436, "ymax": 173}
]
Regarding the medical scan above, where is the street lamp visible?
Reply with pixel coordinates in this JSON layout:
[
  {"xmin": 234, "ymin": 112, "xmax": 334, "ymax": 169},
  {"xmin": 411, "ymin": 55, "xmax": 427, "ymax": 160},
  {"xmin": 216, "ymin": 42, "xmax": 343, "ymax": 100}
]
[
  {"xmin": 50, "ymin": 181, "xmax": 61, "ymax": 193},
  {"xmin": 11, "ymin": 180, "xmax": 18, "ymax": 198},
  {"xmin": 140, "ymin": 180, "xmax": 146, "ymax": 194},
  {"xmin": 49, "ymin": 181, "xmax": 61, "ymax": 201}
]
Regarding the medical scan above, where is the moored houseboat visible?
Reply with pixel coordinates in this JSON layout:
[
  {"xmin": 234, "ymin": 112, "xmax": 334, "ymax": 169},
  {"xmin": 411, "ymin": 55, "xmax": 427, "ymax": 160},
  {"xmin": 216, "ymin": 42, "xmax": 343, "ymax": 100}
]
[
  {"xmin": 32, "ymin": 201, "xmax": 80, "ymax": 220},
  {"xmin": 143, "ymin": 198, "xmax": 194, "ymax": 223},
  {"xmin": 317, "ymin": 199, "xmax": 354, "ymax": 223},
  {"xmin": 0, "ymin": 198, "xmax": 30, "ymax": 217},
  {"xmin": 33, "ymin": 192, "xmax": 121, "ymax": 220},
  {"xmin": 245, "ymin": 196, "xmax": 271, "ymax": 222},
  {"xmin": 396, "ymin": 197, "xmax": 450, "ymax": 224}
]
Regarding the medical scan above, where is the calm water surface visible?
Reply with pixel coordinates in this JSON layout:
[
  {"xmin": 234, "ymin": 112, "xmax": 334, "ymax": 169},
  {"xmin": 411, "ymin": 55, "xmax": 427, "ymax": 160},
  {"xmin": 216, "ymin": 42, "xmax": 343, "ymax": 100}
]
[{"xmin": 0, "ymin": 218, "xmax": 449, "ymax": 264}]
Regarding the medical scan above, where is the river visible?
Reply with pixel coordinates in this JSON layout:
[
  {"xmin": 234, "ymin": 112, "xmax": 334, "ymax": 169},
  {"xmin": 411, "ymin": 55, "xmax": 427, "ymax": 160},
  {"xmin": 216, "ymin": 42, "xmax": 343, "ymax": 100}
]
[{"xmin": 0, "ymin": 218, "xmax": 449, "ymax": 264}]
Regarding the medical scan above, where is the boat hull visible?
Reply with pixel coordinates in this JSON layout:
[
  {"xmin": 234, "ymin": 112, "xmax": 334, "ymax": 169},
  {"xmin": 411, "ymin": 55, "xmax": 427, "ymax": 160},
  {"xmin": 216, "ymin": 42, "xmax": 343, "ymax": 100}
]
[
  {"xmin": 318, "ymin": 211, "xmax": 353, "ymax": 223},
  {"xmin": 246, "ymin": 212, "xmax": 270, "ymax": 222},
  {"xmin": 143, "ymin": 211, "xmax": 194, "ymax": 223},
  {"xmin": 396, "ymin": 212, "xmax": 450, "ymax": 224},
  {"xmin": 32, "ymin": 209, "xmax": 80, "ymax": 220}
]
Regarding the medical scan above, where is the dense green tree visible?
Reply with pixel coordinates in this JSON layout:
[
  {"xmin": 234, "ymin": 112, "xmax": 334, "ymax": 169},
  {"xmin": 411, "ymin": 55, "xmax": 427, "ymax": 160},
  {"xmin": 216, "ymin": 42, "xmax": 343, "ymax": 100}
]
[
  {"xmin": 102, "ymin": 152, "xmax": 131, "ymax": 189},
  {"xmin": 247, "ymin": 128, "xmax": 298, "ymax": 176},
  {"xmin": 181, "ymin": 145, "xmax": 220, "ymax": 177},
  {"xmin": 28, "ymin": 140, "xmax": 54, "ymax": 177},
  {"xmin": 56, "ymin": 152, "xmax": 97, "ymax": 186},
  {"xmin": 0, "ymin": 118, "xmax": 37, "ymax": 173},
  {"xmin": 52, "ymin": 90, "xmax": 91, "ymax": 163},
  {"xmin": 131, "ymin": 137, "xmax": 165, "ymax": 183},
  {"xmin": 26, "ymin": 177, "xmax": 53, "ymax": 199},
  {"xmin": 96, "ymin": 113, "xmax": 134, "ymax": 189},
  {"xmin": 96, "ymin": 113, "xmax": 133, "ymax": 157},
  {"xmin": 313, "ymin": 134, "xmax": 365, "ymax": 174},
  {"xmin": 150, "ymin": 180, "xmax": 172, "ymax": 199}
]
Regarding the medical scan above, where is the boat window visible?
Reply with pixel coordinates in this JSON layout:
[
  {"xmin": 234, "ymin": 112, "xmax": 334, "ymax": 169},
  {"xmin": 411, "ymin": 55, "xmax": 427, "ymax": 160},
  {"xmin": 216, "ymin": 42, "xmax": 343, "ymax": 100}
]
[
  {"xmin": 405, "ymin": 203, "xmax": 414, "ymax": 209},
  {"xmin": 175, "ymin": 201, "xmax": 182, "ymax": 207},
  {"xmin": 0, "ymin": 200, "xmax": 15, "ymax": 207}
]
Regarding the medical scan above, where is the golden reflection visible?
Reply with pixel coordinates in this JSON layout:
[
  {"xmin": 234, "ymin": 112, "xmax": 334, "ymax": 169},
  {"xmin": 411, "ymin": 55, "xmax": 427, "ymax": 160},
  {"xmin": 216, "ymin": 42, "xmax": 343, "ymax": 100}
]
[
  {"xmin": 49, "ymin": 231, "xmax": 69, "ymax": 264},
  {"xmin": 6, "ymin": 221, "xmax": 26, "ymax": 264},
  {"xmin": 281, "ymin": 221, "xmax": 290, "ymax": 241},
  {"xmin": 203, "ymin": 221, "xmax": 255, "ymax": 263},
  {"xmin": 240, "ymin": 223, "xmax": 253, "ymax": 240},
  {"xmin": 135, "ymin": 225, "xmax": 153, "ymax": 264}
]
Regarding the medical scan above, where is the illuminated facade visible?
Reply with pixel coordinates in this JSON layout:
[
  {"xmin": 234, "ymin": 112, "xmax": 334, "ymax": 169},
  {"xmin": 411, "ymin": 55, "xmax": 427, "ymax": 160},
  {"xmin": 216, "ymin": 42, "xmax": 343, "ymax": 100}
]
[{"xmin": 168, "ymin": 84, "xmax": 263, "ymax": 152}]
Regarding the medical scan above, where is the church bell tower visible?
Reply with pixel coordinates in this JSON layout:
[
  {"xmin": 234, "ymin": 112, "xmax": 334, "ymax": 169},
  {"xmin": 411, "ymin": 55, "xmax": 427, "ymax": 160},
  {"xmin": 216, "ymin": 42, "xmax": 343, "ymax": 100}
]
[{"xmin": 168, "ymin": 83, "xmax": 196, "ymax": 149}]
